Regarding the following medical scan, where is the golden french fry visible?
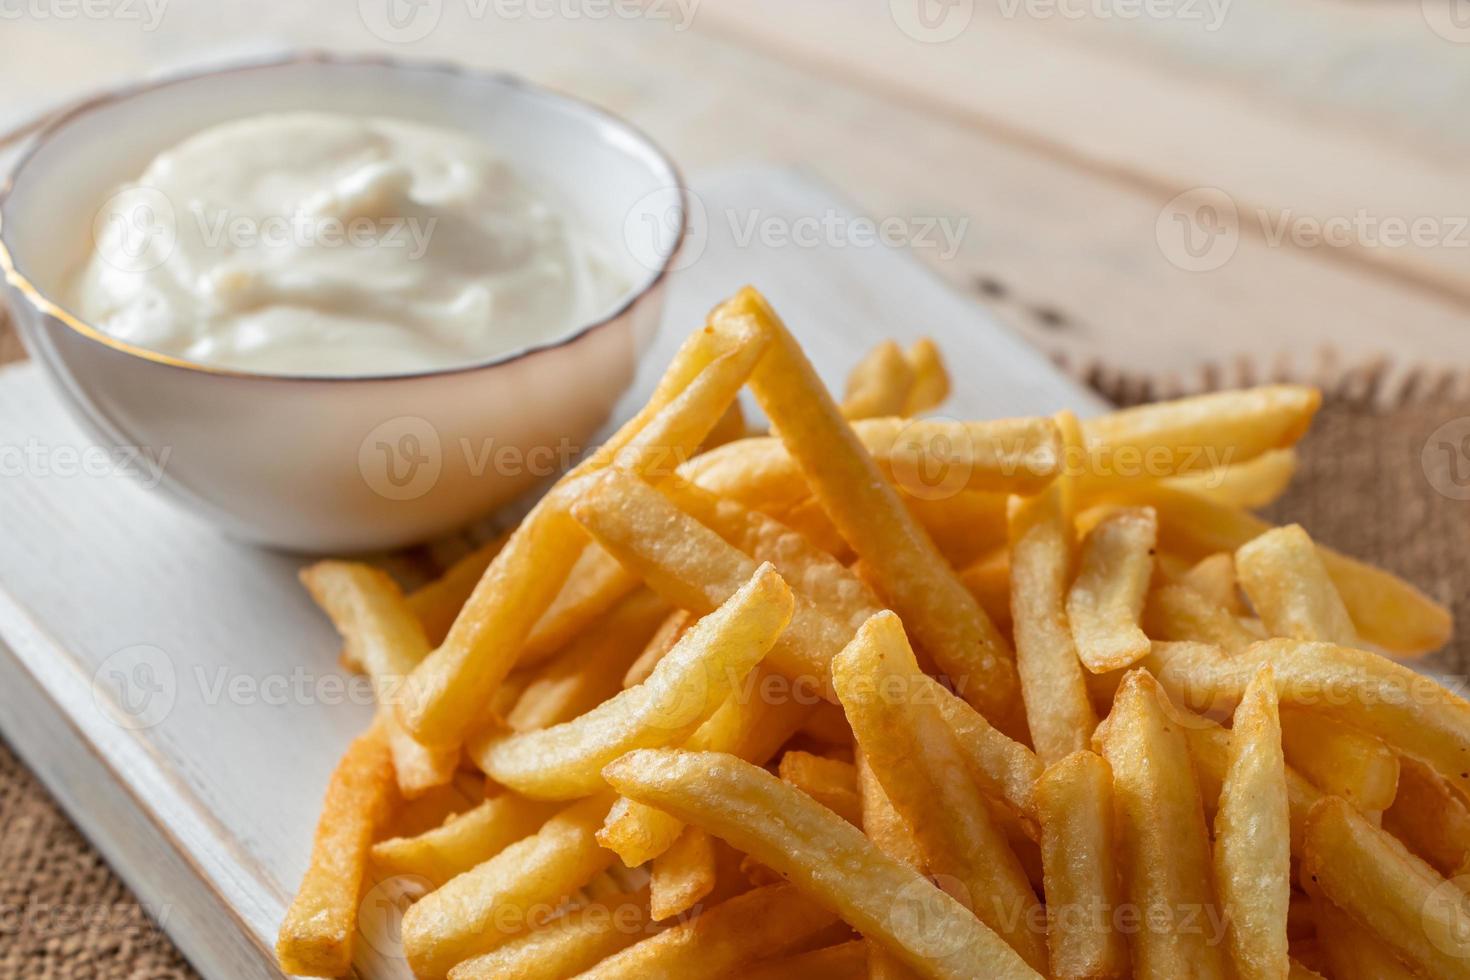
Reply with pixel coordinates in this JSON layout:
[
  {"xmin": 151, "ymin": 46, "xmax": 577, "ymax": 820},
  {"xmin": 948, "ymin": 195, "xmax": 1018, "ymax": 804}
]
[
  {"xmin": 384, "ymin": 770, "xmax": 484, "ymax": 840},
  {"xmin": 797, "ymin": 701, "xmax": 854, "ymax": 746},
  {"xmin": 1309, "ymin": 894, "xmax": 1420, "ymax": 980},
  {"xmin": 726, "ymin": 287, "xmax": 1024, "ymax": 733},
  {"xmin": 1165, "ymin": 448, "xmax": 1298, "ymax": 510},
  {"xmin": 779, "ymin": 750, "xmax": 862, "ymax": 825},
  {"xmin": 1236, "ymin": 524, "xmax": 1360, "ymax": 645},
  {"xmin": 903, "ymin": 337, "xmax": 951, "ymax": 416},
  {"xmin": 520, "ymin": 545, "xmax": 641, "ymax": 668},
  {"xmin": 1279, "ymin": 706, "xmax": 1400, "ymax": 813},
  {"xmin": 745, "ymin": 940, "xmax": 869, "ymax": 980},
  {"xmin": 1214, "ymin": 666, "xmax": 1291, "ymax": 980},
  {"xmin": 471, "ymin": 564, "xmax": 793, "ymax": 799},
  {"xmin": 1383, "ymin": 756, "xmax": 1470, "ymax": 877},
  {"xmin": 400, "ymin": 316, "xmax": 769, "ymax": 748},
  {"xmin": 507, "ymin": 590, "xmax": 669, "ymax": 732},
  {"xmin": 959, "ymin": 547, "xmax": 1013, "ymax": 636},
  {"xmin": 1034, "ymin": 750, "xmax": 1129, "ymax": 980},
  {"xmin": 276, "ymin": 723, "xmax": 396, "ymax": 977},
  {"xmin": 702, "ymin": 397, "xmax": 749, "ymax": 450},
  {"xmin": 444, "ymin": 887, "xmax": 650, "ymax": 980},
  {"xmin": 408, "ymin": 534, "xmax": 508, "ymax": 647},
  {"xmin": 773, "ymin": 495, "xmax": 853, "ymax": 560},
  {"xmin": 833, "ymin": 612, "xmax": 1048, "ymax": 971},
  {"xmin": 1067, "ymin": 507, "xmax": 1157, "ymax": 673},
  {"xmin": 602, "ymin": 749, "xmax": 1044, "ymax": 980},
  {"xmin": 623, "ymin": 608, "xmax": 692, "ymax": 689},
  {"xmin": 857, "ymin": 749, "xmax": 928, "ymax": 980},
  {"xmin": 1009, "ymin": 413, "xmax": 1097, "ymax": 763},
  {"xmin": 1302, "ymin": 795, "xmax": 1470, "ymax": 977},
  {"xmin": 1080, "ymin": 386, "xmax": 1320, "ymax": 488},
  {"xmin": 1179, "ymin": 553, "xmax": 1244, "ymax": 615},
  {"xmin": 1094, "ymin": 671, "xmax": 1228, "ymax": 980},
  {"xmin": 370, "ymin": 791, "xmax": 559, "ymax": 887},
  {"xmin": 648, "ymin": 825, "xmax": 717, "ymax": 921},
  {"xmin": 1107, "ymin": 483, "xmax": 1451, "ymax": 655},
  {"xmin": 1142, "ymin": 583, "xmax": 1257, "ymax": 652},
  {"xmin": 843, "ymin": 339, "xmax": 917, "ymax": 419},
  {"xmin": 401, "ymin": 794, "xmax": 615, "ymax": 978},
  {"xmin": 578, "ymin": 883, "xmax": 838, "ymax": 980},
  {"xmin": 1144, "ymin": 639, "xmax": 1470, "ymax": 799},
  {"xmin": 912, "ymin": 491, "xmax": 1009, "ymax": 570},
  {"xmin": 301, "ymin": 561, "xmax": 459, "ymax": 797},
  {"xmin": 924, "ymin": 674, "xmax": 1043, "ymax": 824}
]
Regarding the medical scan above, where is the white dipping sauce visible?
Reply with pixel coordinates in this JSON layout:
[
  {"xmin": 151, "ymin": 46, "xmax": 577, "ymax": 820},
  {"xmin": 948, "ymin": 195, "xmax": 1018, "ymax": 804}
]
[{"xmin": 68, "ymin": 112, "xmax": 628, "ymax": 375}]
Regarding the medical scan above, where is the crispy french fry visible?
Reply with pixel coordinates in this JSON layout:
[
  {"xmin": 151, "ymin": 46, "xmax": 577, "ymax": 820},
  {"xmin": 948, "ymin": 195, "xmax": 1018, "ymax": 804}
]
[
  {"xmin": 277, "ymin": 723, "xmax": 396, "ymax": 977},
  {"xmin": 370, "ymin": 791, "xmax": 559, "ymax": 887},
  {"xmin": 1179, "ymin": 553, "xmax": 1243, "ymax": 615},
  {"xmin": 1144, "ymin": 639, "xmax": 1470, "ymax": 799},
  {"xmin": 1302, "ymin": 795, "xmax": 1470, "ymax": 977},
  {"xmin": 833, "ymin": 612, "xmax": 1048, "ymax": 971},
  {"xmin": 779, "ymin": 750, "xmax": 862, "ymax": 824},
  {"xmin": 1067, "ymin": 507, "xmax": 1157, "ymax": 673},
  {"xmin": 521, "ymin": 545, "xmax": 641, "ymax": 668},
  {"xmin": 507, "ymin": 590, "xmax": 669, "ymax": 732},
  {"xmin": 471, "ymin": 564, "xmax": 794, "ymax": 799},
  {"xmin": 1308, "ymin": 894, "xmax": 1420, "ymax": 980},
  {"xmin": 857, "ymin": 749, "xmax": 928, "ymax": 980},
  {"xmin": 1214, "ymin": 666, "xmax": 1291, "ymax": 980},
  {"xmin": 577, "ymin": 883, "xmax": 838, "ymax": 980},
  {"xmin": 1034, "ymin": 750, "xmax": 1129, "ymax": 980},
  {"xmin": 408, "ymin": 534, "xmax": 508, "ymax": 647},
  {"xmin": 1279, "ymin": 706, "xmax": 1400, "ymax": 812},
  {"xmin": 1142, "ymin": 583, "xmax": 1257, "ymax": 652},
  {"xmin": 444, "ymin": 887, "xmax": 650, "ymax": 980},
  {"xmin": 903, "ymin": 337, "xmax": 950, "ymax": 416},
  {"xmin": 623, "ymin": 609, "xmax": 692, "ymax": 689},
  {"xmin": 1009, "ymin": 414, "xmax": 1097, "ymax": 763},
  {"xmin": 301, "ymin": 561, "xmax": 458, "ymax": 797},
  {"xmin": 602, "ymin": 749, "xmax": 1044, "ymax": 980},
  {"xmin": 1080, "ymin": 386, "xmax": 1320, "ymax": 488},
  {"xmin": 745, "ymin": 940, "xmax": 869, "ymax": 980},
  {"xmin": 648, "ymin": 825, "xmax": 717, "ymax": 921},
  {"xmin": 924, "ymin": 674, "xmax": 1043, "ymax": 824},
  {"xmin": 1094, "ymin": 671, "xmax": 1228, "ymax": 980},
  {"xmin": 727, "ymin": 287, "xmax": 1024, "ymax": 733},
  {"xmin": 774, "ymin": 495, "xmax": 853, "ymax": 560},
  {"xmin": 1165, "ymin": 448, "xmax": 1298, "ymax": 510},
  {"xmin": 843, "ymin": 339, "xmax": 917, "ymax": 419},
  {"xmin": 1383, "ymin": 756, "xmax": 1470, "ymax": 876},
  {"xmin": 1236, "ymin": 524, "xmax": 1359, "ymax": 646},
  {"xmin": 401, "ymin": 794, "xmax": 615, "ymax": 978},
  {"xmin": 702, "ymin": 397, "xmax": 749, "ymax": 449},
  {"xmin": 384, "ymin": 770, "xmax": 484, "ymax": 840},
  {"xmin": 400, "ymin": 316, "xmax": 768, "ymax": 748},
  {"xmin": 959, "ymin": 547, "xmax": 1013, "ymax": 636}
]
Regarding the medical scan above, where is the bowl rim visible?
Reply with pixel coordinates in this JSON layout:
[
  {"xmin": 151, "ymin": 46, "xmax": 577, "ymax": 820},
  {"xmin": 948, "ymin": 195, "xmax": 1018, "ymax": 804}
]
[{"xmin": 0, "ymin": 50, "xmax": 688, "ymax": 384}]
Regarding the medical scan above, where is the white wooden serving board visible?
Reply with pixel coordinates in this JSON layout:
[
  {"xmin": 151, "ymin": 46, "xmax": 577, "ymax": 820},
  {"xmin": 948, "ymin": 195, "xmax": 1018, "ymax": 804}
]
[{"xmin": 0, "ymin": 166, "xmax": 1106, "ymax": 980}]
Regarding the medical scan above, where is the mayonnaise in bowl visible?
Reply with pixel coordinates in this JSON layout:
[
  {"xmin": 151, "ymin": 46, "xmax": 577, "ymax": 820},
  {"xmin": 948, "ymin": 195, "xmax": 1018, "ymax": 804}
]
[{"xmin": 67, "ymin": 112, "xmax": 629, "ymax": 376}]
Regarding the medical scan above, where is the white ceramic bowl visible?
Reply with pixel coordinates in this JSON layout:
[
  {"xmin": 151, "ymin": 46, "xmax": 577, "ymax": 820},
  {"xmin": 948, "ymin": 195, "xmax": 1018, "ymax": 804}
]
[{"xmin": 0, "ymin": 53, "xmax": 685, "ymax": 553}]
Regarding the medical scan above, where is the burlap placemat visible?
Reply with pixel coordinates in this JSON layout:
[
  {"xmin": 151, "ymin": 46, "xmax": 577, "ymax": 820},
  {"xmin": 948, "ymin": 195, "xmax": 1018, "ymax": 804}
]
[{"xmin": 0, "ymin": 341, "xmax": 1465, "ymax": 976}]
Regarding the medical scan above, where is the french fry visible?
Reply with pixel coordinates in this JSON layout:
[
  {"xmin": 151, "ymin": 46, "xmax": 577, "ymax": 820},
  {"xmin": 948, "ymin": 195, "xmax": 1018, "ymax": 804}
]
[
  {"xmin": 779, "ymin": 750, "xmax": 862, "ymax": 824},
  {"xmin": 1308, "ymin": 895, "xmax": 1420, "ymax": 980},
  {"xmin": 959, "ymin": 547, "xmax": 1013, "ymax": 636},
  {"xmin": 623, "ymin": 609, "xmax": 691, "ymax": 689},
  {"xmin": 1165, "ymin": 447, "xmax": 1298, "ymax": 510},
  {"xmin": 1383, "ymin": 756, "xmax": 1470, "ymax": 876},
  {"xmin": 1080, "ymin": 385, "xmax": 1320, "ymax": 488},
  {"xmin": 370, "ymin": 791, "xmax": 559, "ymax": 887},
  {"xmin": 601, "ymin": 749, "xmax": 1044, "ymax": 980},
  {"xmin": 1093, "ymin": 671, "xmax": 1228, "ymax": 979},
  {"xmin": 301, "ymin": 561, "xmax": 458, "ymax": 797},
  {"xmin": 924, "ymin": 674, "xmax": 1043, "ymax": 824},
  {"xmin": 1279, "ymin": 706, "xmax": 1400, "ymax": 812},
  {"xmin": 400, "ymin": 315, "xmax": 768, "ymax": 748},
  {"xmin": 912, "ymin": 491, "xmax": 1010, "ymax": 570},
  {"xmin": 471, "ymin": 564, "xmax": 794, "ymax": 799},
  {"xmin": 774, "ymin": 495, "xmax": 853, "ymax": 560},
  {"xmin": 647, "ymin": 825, "xmax": 718, "ymax": 921},
  {"xmin": 1142, "ymin": 583, "xmax": 1257, "ymax": 652},
  {"xmin": 833, "ymin": 612, "xmax": 1048, "ymax": 971},
  {"xmin": 1301, "ymin": 795, "xmax": 1470, "ymax": 977},
  {"xmin": 1179, "ymin": 553, "xmax": 1244, "ymax": 615},
  {"xmin": 444, "ymin": 887, "xmax": 650, "ymax": 980},
  {"xmin": 277, "ymin": 723, "xmax": 396, "ymax": 977},
  {"xmin": 577, "ymin": 883, "xmax": 839, "ymax": 980},
  {"xmin": 408, "ymin": 534, "xmax": 508, "ymax": 647},
  {"xmin": 1008, "ymin": 412, "xmax": 1097, "ymax": 763},
  {"xmin": 702, "ymin": 397, "xmax": 749, "ymax": 449},
  {"xmin": 573, "ymin": 469, "xmax": 851, "ymax": 687},
  {"xmin": 400, "ymin": 794, "xmax": 615, "ymax": 978},
  {"xmin": 1144, "ymin": 639, "xmax": 1470, "ymax": 798},
  {"xmin": 843, "ymin": 339, "xmax": 917, "ymax": 419},
  {"xmin": 1214, "ymin": 666, "xmax": 1291, "ymax": 980},
  {"xmin": 797, "ymin": 701, "xmax": 854, "ymax": 746},
  {"xmin": 1107, "ymin": 483, "xmax": 1452, "ymax": 655},
  {"xmin": 1067, "ymin": 507, "xmax": 1157, "ymax": 673},
  {"xmin": 507, "ymin": 590, "xmax": 669, "ymax": 732},
  {"xmin": 728, "ymin": 288, "xmax": 1025, "ymax": 733},
  {"xmin": 745, "ymin": 940, "xmax": 869, "ymax": 980},
  {"xmin": 385, "ymin": 771, "xmax": 485, "ymax": 840},
  {"xmin": 1236, "ymin": 524, "xmax": 1359, "ymax": 645},
  {"xmin": 857, "ymin": 749, "xmax": 928, "ymax": 980},
  {"xmin": 1034, "ymin": 750, "xmax": 1129, "ymax": 979},
  {"xmin": 903, "ymin": 337, "xmax": 951, "ymax": 416},
  {"xmin": 520, "ymin": 546, "xmax": 641, "ymax": 668}
]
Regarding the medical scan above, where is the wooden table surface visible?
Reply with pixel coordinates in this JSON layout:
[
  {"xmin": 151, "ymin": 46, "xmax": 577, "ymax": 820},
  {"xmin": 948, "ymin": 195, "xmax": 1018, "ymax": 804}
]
[{"xmin": 3, "ymin": 0, "xmax": 1469, "ymax": 397}]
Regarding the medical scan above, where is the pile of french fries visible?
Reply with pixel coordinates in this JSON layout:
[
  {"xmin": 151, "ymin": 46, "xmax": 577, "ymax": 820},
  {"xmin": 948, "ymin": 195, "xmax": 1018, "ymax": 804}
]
[{"xmin": 276, "ymin": 287, "xmax": 1464, "ymax": 980}]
